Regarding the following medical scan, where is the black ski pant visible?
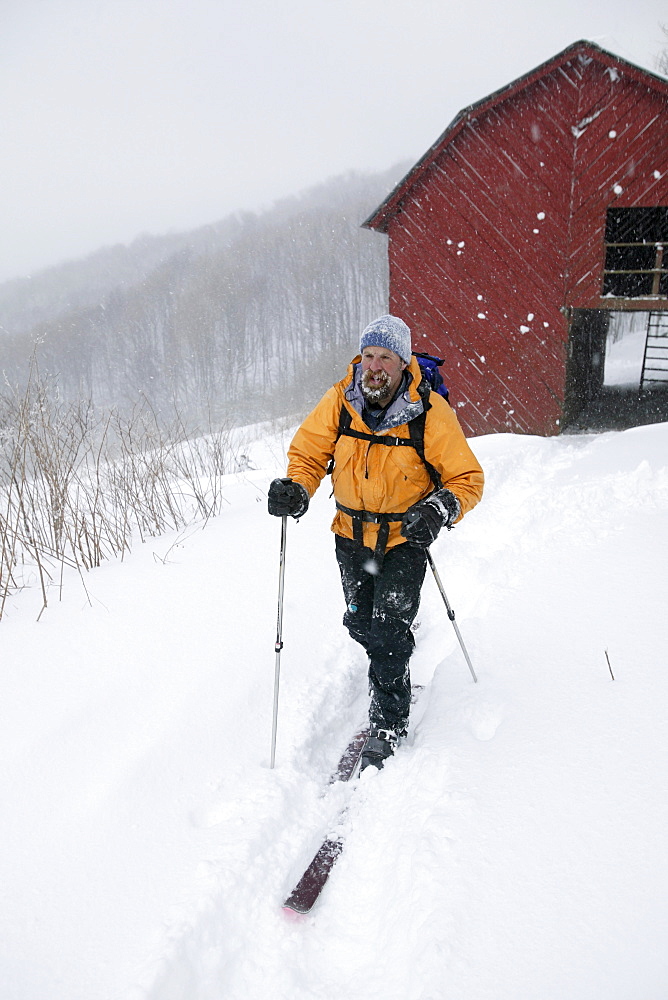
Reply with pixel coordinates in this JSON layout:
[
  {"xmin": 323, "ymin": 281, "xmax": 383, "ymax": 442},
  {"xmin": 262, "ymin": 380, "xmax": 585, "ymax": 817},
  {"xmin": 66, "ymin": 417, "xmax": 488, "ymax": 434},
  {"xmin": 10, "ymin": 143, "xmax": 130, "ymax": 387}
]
[{"xmin": 334, "ymin": 534, "xmax": 427, "ymax": 733}]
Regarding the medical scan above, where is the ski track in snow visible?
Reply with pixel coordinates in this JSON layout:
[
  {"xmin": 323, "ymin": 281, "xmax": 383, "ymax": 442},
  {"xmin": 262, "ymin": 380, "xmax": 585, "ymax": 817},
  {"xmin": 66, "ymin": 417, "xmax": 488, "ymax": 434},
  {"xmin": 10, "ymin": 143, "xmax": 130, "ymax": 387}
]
[{"xmin": 2, "ymin": 423, "xmax": 668, "ymax": 1000}]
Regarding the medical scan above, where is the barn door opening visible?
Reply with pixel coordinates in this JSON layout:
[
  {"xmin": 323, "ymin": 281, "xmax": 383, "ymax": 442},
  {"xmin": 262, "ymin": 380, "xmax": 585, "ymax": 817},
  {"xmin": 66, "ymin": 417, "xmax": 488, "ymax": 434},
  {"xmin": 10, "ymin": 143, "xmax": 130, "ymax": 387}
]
[
  {"xmin": 565, "ymin": 308, "xmax": 668, "ymax": 431},
  {"xmin": 640, "ymin": 312, "xmax": 668, "ymax": 388},
  {"xmin": 603, "ymin": 311, "xmax": 649, "ymax": 387},
  {"xmin": 604, "ymin": 311, "xmax": 668, "ymax": 389},
  {"xmin": 563, "ymin": 309, "xmax": 608, "ymax": 426}
]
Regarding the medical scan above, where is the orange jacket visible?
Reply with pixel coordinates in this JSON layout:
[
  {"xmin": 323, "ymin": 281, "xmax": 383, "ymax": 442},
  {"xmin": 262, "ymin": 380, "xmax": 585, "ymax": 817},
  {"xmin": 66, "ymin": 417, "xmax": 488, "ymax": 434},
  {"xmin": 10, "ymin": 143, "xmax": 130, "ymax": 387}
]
[{"xmin": 287, "ymin": 355, "xmax": 484, "ymax": 549}]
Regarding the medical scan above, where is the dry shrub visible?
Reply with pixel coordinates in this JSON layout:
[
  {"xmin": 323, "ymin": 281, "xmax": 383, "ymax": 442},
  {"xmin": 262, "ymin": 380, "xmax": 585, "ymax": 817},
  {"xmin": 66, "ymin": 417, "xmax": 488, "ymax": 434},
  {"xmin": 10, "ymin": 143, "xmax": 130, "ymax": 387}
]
[{"xmin": 0, "ymin": 364, "xmax": 249, "ymax": 620}]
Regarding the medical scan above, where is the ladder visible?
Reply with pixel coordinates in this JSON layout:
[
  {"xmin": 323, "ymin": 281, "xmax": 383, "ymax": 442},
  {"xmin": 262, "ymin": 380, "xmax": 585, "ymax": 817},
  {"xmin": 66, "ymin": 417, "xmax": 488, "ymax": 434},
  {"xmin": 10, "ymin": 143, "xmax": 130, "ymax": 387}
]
[{"xmin": 640, "ymin": 311, "xmax": 668, "ymax": 389}]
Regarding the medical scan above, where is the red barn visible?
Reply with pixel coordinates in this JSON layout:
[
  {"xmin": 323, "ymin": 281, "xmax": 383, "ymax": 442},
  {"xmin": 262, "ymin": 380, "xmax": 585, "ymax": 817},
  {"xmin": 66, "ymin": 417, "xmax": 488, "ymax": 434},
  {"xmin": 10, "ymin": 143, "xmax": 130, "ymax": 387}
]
[{"xmin": 364, "ymin": 40, "xmax": 668, "ymax": 436}]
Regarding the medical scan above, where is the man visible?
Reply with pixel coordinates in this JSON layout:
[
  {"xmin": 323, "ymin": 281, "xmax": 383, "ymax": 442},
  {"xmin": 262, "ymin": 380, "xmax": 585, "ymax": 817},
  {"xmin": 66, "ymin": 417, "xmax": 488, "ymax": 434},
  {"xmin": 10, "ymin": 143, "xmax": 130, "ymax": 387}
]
[{"xmin": 268, "ymin": 315, "xmax": 484, "ymax": 770}]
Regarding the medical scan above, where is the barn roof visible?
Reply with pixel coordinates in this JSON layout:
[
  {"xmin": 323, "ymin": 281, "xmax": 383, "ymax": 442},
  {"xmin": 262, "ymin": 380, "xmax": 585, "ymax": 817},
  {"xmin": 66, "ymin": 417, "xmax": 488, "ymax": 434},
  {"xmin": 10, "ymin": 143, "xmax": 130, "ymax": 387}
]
[{"xmin": 363, "ymin": 39, "xmax": 668, "ymax": 234}]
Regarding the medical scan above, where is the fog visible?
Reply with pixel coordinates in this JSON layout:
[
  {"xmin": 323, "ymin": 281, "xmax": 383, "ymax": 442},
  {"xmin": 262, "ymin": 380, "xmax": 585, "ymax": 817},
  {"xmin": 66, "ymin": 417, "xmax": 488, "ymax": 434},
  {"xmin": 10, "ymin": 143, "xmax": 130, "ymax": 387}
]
[{"xmin": 1, "ymin": 0, "xmax": 665, "ymax": 282}]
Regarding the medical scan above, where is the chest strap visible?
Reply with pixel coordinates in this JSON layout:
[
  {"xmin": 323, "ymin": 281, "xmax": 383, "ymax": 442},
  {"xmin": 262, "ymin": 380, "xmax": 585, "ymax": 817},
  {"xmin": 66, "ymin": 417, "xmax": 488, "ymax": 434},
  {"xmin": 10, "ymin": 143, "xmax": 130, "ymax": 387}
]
[
  {"xmin": 331, "ymin": 404, "xmax": 443, "ymax": 491},
  {"xmin": 336, "ymin": 425, "xmax": 417, "ymax": 449}
]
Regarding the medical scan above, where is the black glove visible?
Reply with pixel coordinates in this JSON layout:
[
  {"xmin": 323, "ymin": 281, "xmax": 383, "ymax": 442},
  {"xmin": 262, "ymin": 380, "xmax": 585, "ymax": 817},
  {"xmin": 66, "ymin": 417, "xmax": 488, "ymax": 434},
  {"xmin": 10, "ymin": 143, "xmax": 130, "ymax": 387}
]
[
  {"xmin": 400, "ymin": 489, "xmax": 460, "ymax": 546},
  {"xmin": 267, "ymin": 478, "xmax": 310, "ymax": 518}
]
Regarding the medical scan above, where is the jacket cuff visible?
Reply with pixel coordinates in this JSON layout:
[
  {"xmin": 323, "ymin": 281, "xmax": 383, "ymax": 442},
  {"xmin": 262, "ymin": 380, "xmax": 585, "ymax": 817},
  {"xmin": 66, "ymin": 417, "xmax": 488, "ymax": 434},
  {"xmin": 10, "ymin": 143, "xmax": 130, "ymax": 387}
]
[{"xmin": 431, "ymin": 488, "xmax": 461, "ymax": 527}]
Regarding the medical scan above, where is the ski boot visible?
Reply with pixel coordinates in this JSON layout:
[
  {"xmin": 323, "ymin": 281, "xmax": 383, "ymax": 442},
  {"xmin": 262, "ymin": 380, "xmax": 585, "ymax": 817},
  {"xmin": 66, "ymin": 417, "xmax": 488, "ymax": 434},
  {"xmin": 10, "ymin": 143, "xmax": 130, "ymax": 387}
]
[{"xmin": 360, "ymin": 727, "xmax": 402, "ymax": 772}]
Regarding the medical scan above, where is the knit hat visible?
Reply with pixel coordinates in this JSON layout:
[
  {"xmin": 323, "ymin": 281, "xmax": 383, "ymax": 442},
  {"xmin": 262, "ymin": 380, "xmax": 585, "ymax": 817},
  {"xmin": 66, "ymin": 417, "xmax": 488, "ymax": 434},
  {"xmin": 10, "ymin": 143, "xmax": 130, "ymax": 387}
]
[{"xmin": 359, "ymin": 315, "xmax": 412, "ymax": 364}]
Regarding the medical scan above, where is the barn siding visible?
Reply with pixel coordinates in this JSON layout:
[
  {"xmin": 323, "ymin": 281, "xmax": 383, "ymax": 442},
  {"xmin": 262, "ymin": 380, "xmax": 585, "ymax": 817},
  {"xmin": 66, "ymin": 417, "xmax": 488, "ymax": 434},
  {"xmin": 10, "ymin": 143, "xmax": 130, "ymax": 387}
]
[
  {"xmin": 374, "ymin": 44, "xmax": 668, "ymax": 437},
  {"xmin": 567, "ymin": 75, "xmax": 668, "ymax": 309},
  {"xmin": 388, "ymin": 67, "xmax": 583, "ymax": 436}
]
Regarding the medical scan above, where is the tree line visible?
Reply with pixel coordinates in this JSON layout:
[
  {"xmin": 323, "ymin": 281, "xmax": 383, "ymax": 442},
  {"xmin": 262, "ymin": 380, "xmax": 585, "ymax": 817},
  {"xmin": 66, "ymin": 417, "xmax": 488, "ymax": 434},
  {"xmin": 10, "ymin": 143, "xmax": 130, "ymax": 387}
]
[{"xmin": 0, "ymin": 167, "xmax": 405, "ymax": 431}]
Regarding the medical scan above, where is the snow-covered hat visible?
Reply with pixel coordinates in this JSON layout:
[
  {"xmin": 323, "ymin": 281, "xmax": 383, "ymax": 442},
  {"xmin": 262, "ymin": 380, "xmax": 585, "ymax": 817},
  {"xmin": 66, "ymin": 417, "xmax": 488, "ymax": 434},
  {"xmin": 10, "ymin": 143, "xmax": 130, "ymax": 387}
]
[{"xmin": 359, "ymin": 315, "xmax": 412, "ymax": 364}]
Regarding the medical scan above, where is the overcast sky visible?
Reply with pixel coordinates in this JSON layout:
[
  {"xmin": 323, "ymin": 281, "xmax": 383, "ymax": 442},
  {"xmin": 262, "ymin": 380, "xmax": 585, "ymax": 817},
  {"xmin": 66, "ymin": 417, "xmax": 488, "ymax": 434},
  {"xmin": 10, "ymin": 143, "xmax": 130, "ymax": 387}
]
[{"xmin": 0, "ymin": 0, "xmax": 666, "ymax": 283}]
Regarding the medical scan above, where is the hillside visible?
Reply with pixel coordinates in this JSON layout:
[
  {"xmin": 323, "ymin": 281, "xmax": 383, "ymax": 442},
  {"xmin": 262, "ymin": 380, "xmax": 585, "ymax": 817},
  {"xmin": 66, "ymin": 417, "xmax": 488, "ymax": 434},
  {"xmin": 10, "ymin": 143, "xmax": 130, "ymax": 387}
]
[
  {"xmin": 0, "ymin": 231, "xmax": 199, "ymax": 338},
  {"xmin": 0, "ymin": 166, "xmax": 407, "ymax": 426},
  {"xmin": 1, "ymin": 419, "xmax": 666, "ymax": 1000}
]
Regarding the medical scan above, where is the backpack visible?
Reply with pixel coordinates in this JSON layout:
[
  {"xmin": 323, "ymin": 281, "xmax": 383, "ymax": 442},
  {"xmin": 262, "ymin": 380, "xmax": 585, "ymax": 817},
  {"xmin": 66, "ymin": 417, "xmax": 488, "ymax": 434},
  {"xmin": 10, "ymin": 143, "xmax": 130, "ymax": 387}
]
[{"xmin": 413, "ymin": 351, "xmax": 449, "ymax": 401}]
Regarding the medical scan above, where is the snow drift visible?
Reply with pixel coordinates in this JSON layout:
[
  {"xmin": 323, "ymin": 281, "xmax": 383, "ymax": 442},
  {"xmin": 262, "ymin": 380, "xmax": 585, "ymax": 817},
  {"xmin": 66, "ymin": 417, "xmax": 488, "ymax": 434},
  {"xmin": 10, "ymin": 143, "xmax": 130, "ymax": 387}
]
[{"xmin": 1, "ymin": 422, "xmax": 667, "ymax": 1000}]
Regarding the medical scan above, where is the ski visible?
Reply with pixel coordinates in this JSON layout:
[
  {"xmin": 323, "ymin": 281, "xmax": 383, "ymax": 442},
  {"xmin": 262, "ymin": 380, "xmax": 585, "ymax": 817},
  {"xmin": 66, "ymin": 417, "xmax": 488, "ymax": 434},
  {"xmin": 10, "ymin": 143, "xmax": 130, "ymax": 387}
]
[
  {"xmin": 282, "ymin": 726, "xmax": 368, "ymax": 915},
  {"xmin": 282, "ymin": 688, "xmax": 423, "ymax": 916}
]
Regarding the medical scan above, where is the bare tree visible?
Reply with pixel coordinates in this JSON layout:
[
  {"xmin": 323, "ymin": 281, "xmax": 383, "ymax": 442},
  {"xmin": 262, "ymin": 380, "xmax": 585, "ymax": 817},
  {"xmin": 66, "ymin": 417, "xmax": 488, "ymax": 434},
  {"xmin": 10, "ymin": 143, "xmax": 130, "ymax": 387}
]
[
  {"xmin": 0, "ymin": 167, "xmax": 404, "ymax": 429},
  {"xmin": 657, "ymin": 24, "xmax": 668, "ymax": 77}
]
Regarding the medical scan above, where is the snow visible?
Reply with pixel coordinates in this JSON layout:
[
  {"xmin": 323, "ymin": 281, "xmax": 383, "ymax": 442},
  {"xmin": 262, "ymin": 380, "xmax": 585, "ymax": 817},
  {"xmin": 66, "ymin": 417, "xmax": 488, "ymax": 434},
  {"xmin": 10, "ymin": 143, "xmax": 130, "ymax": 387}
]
[
  {"xmin": 2, "ymin": 421, "xmax": 668, "ymax": 999},
  {"xmin": 604, "ymin": 310, "xmax": 648, "ymax": 386}
]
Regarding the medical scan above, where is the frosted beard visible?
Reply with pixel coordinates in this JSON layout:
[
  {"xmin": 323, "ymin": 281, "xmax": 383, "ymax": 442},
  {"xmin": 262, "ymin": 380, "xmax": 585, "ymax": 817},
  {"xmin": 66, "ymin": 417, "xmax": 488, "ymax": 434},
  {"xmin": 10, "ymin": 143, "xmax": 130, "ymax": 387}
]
[{"xmin": 361, "ymin": 368, "xmax": 393, "ymax": 404}]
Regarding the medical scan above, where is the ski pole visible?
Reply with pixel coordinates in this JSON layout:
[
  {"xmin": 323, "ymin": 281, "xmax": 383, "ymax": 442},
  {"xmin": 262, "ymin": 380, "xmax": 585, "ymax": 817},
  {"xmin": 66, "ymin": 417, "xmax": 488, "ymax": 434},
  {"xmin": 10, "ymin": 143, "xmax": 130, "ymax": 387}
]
[
  {"xmin": 426, "ymin": 548, "xmax": 478, "ymax": 683},
  {"xmin": 270, "ymin": 515, "xmax": 288, "ymax": 768}
]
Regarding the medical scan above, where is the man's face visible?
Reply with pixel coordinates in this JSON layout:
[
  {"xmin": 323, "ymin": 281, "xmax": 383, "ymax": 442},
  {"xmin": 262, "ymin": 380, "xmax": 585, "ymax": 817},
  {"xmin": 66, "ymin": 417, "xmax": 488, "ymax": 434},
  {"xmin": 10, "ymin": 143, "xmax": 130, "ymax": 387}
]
[{"xmin": 361, "ymin": 346, "xmax": 407, "ymax": 404}]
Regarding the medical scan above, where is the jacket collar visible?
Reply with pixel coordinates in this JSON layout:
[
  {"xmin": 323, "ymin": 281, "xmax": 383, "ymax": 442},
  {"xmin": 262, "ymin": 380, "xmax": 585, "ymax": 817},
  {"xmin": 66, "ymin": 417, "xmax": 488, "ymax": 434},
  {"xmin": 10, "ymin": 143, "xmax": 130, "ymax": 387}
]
[{"xmin": 342, "ymin": 355, "xmax": 425, "ymax": 432}]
